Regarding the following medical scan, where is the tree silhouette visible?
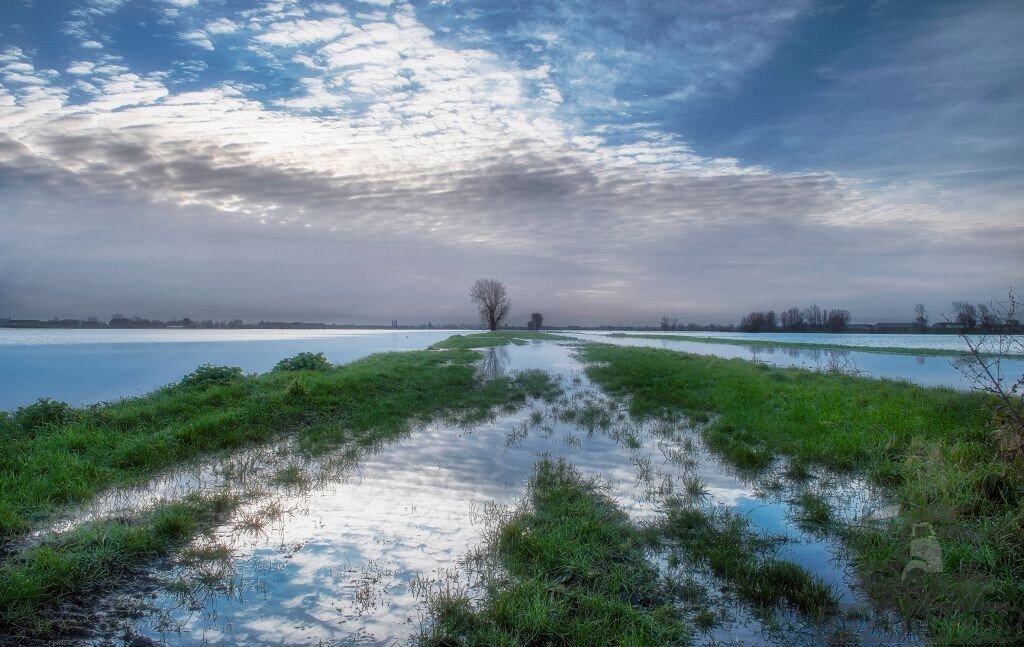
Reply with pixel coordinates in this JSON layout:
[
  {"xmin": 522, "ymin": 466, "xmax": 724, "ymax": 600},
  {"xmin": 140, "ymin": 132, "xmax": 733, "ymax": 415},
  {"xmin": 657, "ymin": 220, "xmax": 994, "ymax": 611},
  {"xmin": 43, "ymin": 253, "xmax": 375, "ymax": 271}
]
[{"xmin": 470, "ymin": 278, "xmax": 512, "ymax": 331}]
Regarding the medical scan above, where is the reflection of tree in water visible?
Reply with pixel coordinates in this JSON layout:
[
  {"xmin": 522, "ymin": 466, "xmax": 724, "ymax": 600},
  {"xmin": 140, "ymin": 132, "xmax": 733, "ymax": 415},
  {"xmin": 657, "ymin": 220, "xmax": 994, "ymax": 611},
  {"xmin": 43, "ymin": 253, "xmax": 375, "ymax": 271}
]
[{"xmin": 478, "ymin": 346, "xmax": 510, "ymax": 380}]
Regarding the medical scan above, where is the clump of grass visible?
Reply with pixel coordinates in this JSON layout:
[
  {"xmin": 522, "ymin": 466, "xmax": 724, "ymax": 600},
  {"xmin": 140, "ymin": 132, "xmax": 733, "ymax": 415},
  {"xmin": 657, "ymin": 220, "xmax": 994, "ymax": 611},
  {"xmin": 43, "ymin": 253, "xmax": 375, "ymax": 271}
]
[
  {"xmin": 179, "ymin": 364, "xmax": 244, "ymax": 388},
  {"xmin": 424, "ymin": 458, "xmax": 688, "ymax": 645},
  {"xmin": 658, "ymin": 501, "xmax": 838, "ymax": 617},
  {"xmin": 795, "ymin": 491, "xmax": 833, "ymax": 528},
  {"xmin": 273, "ymin": 352, "xmax": 331, "ymax": 372}
]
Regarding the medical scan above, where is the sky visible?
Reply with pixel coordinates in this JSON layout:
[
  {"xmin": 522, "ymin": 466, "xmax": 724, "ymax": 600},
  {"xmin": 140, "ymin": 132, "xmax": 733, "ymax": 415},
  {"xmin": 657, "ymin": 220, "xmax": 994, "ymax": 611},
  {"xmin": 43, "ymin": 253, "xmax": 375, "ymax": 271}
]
[{"xmin": 0, "ymin": 0, "xmax": 1021, "ymax": 326}]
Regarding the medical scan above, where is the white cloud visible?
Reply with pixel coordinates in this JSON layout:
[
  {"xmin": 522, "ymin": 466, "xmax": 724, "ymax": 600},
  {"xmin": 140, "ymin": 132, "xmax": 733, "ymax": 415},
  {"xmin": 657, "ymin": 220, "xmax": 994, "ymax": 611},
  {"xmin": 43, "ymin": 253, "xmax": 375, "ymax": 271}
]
[
  {"xmin": 180, "ymin": 30, "xmax": 215, "ymax": 51},
  {"xmin": 255, "ymin": 17, "xmax": 356, "ymax": 46},
  {"xmin": 204, "ymin": 18, "xmax": 240, "ymax": 35}
]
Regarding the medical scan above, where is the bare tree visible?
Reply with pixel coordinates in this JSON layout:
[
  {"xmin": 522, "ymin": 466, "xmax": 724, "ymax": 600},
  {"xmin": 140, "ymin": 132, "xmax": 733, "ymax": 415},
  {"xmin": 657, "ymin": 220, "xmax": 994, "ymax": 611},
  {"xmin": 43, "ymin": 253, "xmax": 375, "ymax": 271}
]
[
  {"xmin": 824, "ymin": 308, "xmax": 851, "ymax": 333},
  {"xmin": 470, "ymin": 278, "xmax": 512, "ymax": 331},
  {"xmin": 530, "ymin": 312, "xmax": 543, "ymax": 331},
  {"xmin": 803, "ymin": 304, "xmax": 823, "ymax": 330},
  {"xmin": 955, "ymin": 290, "xmax": 1024, "ymax": 459},
  {"xmin": 781, "ymin": 307, "xmax": 805, "ymax": 331},
  {"xmin": 953, "ymin": 301, "xmax": 978, "ymax": 330},
  {"xmin": 914, "ymin": 303, "xmax": 929, "ymax": 331}
]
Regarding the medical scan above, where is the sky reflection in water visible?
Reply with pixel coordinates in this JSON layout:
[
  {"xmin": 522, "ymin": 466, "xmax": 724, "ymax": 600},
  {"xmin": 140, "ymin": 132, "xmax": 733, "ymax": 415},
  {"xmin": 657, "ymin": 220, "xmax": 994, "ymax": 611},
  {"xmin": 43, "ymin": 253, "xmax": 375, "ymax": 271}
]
[{"xmin": 90, "ymin": 341, "xmax": 912, "ymax": 646}]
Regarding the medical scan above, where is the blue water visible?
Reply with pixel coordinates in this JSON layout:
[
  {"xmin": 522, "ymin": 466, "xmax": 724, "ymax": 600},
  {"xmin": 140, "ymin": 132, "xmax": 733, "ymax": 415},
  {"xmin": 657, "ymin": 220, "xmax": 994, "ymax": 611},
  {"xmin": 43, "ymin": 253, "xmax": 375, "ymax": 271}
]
[
  {"xmin": 564, "ymin": 332, "xmax": 1024, "ymax": 391},
  {"xmin": 0, "ymin": 329, "xmax": 458, "ymax": 411}
]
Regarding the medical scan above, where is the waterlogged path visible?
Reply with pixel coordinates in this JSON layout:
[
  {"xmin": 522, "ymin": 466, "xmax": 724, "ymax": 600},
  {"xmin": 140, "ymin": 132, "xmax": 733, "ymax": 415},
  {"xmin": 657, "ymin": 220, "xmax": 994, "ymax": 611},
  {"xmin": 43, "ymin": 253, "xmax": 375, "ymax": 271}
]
[{"xmin": 44, "ymin": 340, "xmax": 914, "ymax": 645}]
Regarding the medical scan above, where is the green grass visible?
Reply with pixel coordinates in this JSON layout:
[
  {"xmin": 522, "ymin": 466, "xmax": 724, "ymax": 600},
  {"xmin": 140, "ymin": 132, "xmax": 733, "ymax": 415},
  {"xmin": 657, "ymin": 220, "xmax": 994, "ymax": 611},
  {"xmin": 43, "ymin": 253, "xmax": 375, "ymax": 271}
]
[
  {"xmin": 424, "ymin": 458, "xmax": 688, "ymax": 646},
  {"xmin": 429, "ymin": 330, "xmax": 570, "ymax": 350},
  {"xmin": 656, "ymin": 501, "xmax": 837, "ymax": 617},
  {"xmin": 0, "ymin": 492, "xmax": 238, "ymax": 638},
  {"xmin": 608, "ymin": 333, "xmax": 1022, "ymax": 358},
  {"xmin": 581, "ymin": 344, "xmax": 1024, "ymax": 640},
  {"xmin": 0, "ymin": 346, "xmax": 560, "ymax": 540}
]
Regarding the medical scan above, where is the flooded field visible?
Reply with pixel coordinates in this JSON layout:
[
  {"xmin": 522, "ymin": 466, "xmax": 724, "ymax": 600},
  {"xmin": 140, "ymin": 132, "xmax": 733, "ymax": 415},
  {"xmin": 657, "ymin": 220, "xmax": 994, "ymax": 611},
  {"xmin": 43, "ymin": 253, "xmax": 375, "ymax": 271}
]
[
  {"xmin": 0, "ymin": 329, "xmax": 460, "ymax": 411},
  {"xmin": 18, "ymin": 340, "xmax": 919, "ymax": 645},
  {"xmin": 566, "ymin": 332, "xmax": 1024, "ymax": 390}
]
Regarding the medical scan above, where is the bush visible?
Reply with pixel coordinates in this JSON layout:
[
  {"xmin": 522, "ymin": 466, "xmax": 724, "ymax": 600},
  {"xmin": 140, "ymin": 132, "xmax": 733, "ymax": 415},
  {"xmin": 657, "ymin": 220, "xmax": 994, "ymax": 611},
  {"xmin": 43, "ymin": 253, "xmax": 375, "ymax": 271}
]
[
  {"xmin": 273, "ymin": 352, "xmax": 331, "ymax": 372},
  {"xmin": 12, "ymin": 397, "xmax": 75, "ymax": 433},
  {"xmin": 180, "ymin": 364, "xmax": 244, "ymax": 388}
]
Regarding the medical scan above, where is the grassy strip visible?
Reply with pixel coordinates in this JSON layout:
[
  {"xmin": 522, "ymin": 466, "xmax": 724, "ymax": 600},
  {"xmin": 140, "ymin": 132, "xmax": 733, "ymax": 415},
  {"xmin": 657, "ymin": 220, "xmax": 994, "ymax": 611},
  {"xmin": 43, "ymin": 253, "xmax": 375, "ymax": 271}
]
[
  {"xmin": 429, "ymin": 330, "xmax": 570, "ymax": 350},
  {"xmin": 657, "ymin": 501, "xmax": 837, "ymax": 617},
  {"xmin": 0, "ymin": 492, "xmax": 237, "ymax": 638},
  {"xmin": 607, "ymin": 333, "xmax": 1022, "ymax": 359},
  {"xmin": 0, "ymin": 345, "xmax": 560, "ymax": 540},
  {"xmin": 581, "ymin": 344, "xmax": 1023, "ymax": 640},
  {"xmin": 424, "ymin": 458, "xmax": 688, "ymax": 646}
]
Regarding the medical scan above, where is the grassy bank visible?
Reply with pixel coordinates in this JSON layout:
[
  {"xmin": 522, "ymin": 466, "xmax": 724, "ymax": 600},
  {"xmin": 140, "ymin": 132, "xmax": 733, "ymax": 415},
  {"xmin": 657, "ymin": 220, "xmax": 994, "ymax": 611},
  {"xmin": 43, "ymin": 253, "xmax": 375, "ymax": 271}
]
[
  {"xmin": 608, "ymin": 333, "xmax": 1022, "ymax": 358},
  {"xmin": 582, "ymin": 344, "xmax": 1023, "ymax": 640},
  {"xmin": 424, "ymin": 458, "xmax": 688, "ymax": 645},
  {"xmin": 0, "ymin": 347, "xmax": 557, "ymax": 540}
]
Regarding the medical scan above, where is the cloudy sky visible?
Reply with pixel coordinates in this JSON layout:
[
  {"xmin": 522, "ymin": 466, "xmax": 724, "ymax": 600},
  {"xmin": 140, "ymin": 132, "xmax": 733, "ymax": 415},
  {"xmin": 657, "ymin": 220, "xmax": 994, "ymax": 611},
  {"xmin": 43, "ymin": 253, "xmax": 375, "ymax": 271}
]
[{"xmin": 1, "ymin": 0, "xmax": 1021, "ymax": 325}]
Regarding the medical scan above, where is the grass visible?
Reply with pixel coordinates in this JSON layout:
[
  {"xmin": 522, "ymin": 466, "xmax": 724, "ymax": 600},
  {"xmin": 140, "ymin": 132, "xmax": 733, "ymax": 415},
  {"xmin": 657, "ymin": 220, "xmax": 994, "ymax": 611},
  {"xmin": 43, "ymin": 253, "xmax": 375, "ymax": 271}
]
[
  {"xmin": 0, "ymin": 492, "xmax": 238, "ymax": 638},
  {"xmin": 656, "ymin": 501, "xmax": 837, "ymax": 617},
  {"xmin": 429, "ymin": 330, "xmax": 570, "ymax": 350},
  {"xmin": 0, "ymin": 346, "xmax": 560, "ymax": 541},
  {"xmin": 581, "ymin": 344, "xmax": 1024, "ymax": 641},
  {"xmin": 424, "ymin": 458, "xmax": 688, "ymax": 646},
  {"xmin": 608, "ymin": 333, "xmax": 1023, "ymax": 358}
]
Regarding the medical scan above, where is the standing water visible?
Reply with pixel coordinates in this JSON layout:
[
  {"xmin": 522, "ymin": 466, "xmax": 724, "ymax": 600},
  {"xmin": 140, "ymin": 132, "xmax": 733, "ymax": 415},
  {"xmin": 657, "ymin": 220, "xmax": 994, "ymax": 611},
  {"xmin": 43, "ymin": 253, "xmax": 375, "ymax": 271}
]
[{"xmin": 33, "ymin": 340, "xmax": 919, "ymax": 645}]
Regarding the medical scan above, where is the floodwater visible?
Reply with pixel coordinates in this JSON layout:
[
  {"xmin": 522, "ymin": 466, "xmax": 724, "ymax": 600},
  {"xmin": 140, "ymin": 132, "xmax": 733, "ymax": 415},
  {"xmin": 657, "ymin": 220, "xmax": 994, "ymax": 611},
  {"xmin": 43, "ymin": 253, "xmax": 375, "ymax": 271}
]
[
  {"xmin": 578, "ymin": 330, "xmax": 995, "ymax": 353},
  {"xmin": 0, "ymin": 329, "xmax": 459, "ymax": 411},
  {"xmin": 40, "ymin": 340, "xmax": 915, "ymax": 646},
  {"xmin": 565, "ymin": 332, "xmax": 1024, "ymax": 390},
  {"xmin": 4, "ymin": 329, "xmax": 1020, "ymax": 411}
]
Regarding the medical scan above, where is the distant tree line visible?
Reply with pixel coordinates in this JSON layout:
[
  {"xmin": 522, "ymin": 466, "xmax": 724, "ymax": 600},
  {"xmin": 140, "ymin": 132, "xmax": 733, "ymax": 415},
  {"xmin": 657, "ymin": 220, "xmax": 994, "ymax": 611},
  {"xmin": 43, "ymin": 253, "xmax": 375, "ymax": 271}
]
[
  {"xmin": 739, "ymin": 305, "xmax": 851, "ymax": 333},
  {"xmin": 950, "ymin": 301, "xmax": 1021, "ymax": 332}
]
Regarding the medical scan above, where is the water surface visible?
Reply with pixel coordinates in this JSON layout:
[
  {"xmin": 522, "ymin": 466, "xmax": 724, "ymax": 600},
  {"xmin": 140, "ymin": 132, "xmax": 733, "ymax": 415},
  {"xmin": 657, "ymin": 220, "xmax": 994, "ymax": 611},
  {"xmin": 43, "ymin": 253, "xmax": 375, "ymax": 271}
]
[{"xmin": 0, "ymin": 329, "xmax": 459, "ymax": 411}]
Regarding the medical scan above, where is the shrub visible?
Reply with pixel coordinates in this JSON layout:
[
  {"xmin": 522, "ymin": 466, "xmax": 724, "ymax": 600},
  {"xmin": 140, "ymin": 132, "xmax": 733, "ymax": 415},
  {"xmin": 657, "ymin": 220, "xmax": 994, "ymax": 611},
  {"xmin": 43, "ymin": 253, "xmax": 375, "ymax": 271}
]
[
  {"xmin": 180, "ymin": 364, "xmax": 244, "ymax": 388},
  {"xmin": 12, "ymin": 397, "xmax": 75, "ymax": 433},
  {"xmin": 273, "ymin": 352, "xmax": 332, "ymax": 372}
]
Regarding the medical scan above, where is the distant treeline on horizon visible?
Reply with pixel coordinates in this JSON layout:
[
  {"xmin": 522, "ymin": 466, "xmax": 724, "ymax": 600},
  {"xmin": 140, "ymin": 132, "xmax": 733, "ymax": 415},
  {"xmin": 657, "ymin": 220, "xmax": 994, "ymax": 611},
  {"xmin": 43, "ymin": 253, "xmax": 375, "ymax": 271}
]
[{"xmin": 0, "ymin": 316, "xmax": 477, "ymax": 331}]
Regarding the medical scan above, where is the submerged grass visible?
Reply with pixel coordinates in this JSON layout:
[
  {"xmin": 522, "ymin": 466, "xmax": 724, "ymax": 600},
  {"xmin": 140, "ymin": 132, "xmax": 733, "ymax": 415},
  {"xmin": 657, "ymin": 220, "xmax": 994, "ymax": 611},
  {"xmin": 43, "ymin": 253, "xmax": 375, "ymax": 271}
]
[
  {"xmin": 608, "ymin": 333, "xmax": 1022, "ymax": 358},
  {"xmin": 0, "ymin": 492, "xmax": 238, "ymax": 638},
  {"xmin": 582, "ymin": 344, "xmax": 1024, "ymax": 640},
  {"xmin": 424, "ymin": 458, "xmax": 688, "ymax": 646},
  {"xmin": 428, "ymin": 330, "xmax": 569, "ymax": 350},
  {"xmin": 657, "ymin": 501, "xmax": 837, "ymax": 618}
]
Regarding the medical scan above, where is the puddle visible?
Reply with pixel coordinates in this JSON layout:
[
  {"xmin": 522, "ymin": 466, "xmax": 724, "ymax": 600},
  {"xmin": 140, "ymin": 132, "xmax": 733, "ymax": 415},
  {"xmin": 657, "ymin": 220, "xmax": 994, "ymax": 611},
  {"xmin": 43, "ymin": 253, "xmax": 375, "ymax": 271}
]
[{"xmin": 30, "ymin": 340, "xmax": 915, "ymax": 645}]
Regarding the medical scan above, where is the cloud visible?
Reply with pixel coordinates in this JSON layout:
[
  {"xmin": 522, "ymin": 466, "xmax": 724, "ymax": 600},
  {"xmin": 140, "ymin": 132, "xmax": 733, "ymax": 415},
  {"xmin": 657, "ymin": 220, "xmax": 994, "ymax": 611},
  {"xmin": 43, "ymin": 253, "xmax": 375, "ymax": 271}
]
[
  {"xmin": 204, "ymin": 18, "xmax": 240, "ymax": 35},
  {"xmin": 179, "ymin": 29, "xmax": 214, "ymax": 50},
  {"xmin": 0, "ymin": 0, "xmax": 1020, "ymax": 323}
]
